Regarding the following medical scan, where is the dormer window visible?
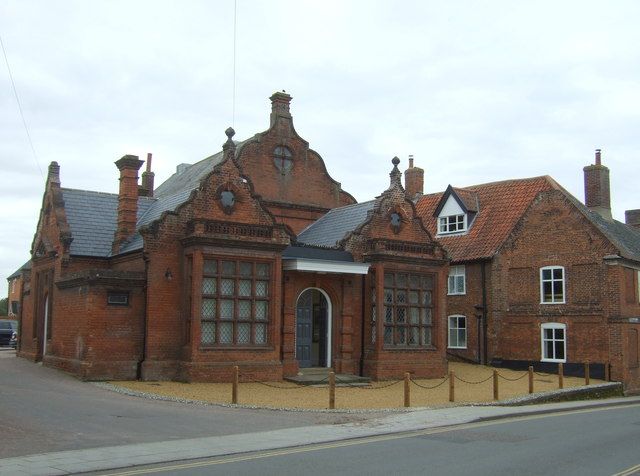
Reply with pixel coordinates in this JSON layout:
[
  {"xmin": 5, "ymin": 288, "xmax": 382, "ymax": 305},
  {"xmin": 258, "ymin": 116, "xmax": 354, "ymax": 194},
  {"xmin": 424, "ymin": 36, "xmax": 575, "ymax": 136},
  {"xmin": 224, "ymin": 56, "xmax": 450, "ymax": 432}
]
[
  {"xmin": 434, "ymin": 185, "xmax": 477, "ymax": 236},
  {"xmin": 439, "ymin": 214, "xmax": 466, "ymax": 234}
]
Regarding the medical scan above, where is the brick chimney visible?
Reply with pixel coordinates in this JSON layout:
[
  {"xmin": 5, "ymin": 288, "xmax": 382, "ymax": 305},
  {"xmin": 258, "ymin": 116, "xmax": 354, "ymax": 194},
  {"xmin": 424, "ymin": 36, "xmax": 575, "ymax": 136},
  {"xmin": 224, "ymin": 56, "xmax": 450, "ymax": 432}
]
[
  {"xmin": 625, "ymin": 210, "xmax": 640, "ymax": 228},
  {"xmin": 113, "ymin": 155, "xmax": 144, "ymax": 253},
  {"xmin": 48, "ymin": 161, "xmax": 61, "ymax": 186},
  {"xmin": 404, "ymin": 154, "xmax": 424, "ymax": 199},
  {"xmin": 270, "ymin": 90, "xmax": 292, "ymax": 128},
  {"xmin": 140, "ymin": 152, "xmax": 155, "ymax": 198},
  {"xmin": 583, "ymin": 149, "xmax": 612, "ymax": 220}
]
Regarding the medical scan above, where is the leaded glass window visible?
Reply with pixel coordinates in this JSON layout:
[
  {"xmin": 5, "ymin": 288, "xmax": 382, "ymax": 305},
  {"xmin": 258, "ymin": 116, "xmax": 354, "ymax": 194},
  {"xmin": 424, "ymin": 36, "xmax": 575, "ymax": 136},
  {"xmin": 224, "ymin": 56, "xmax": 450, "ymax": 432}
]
[
  {"xmin": 373, "ymin": 271, "xmax": 435, "ymax": 348},
  {"xmin": 200, "ymin": 258, "xmax": 271, "ymax": 346}
]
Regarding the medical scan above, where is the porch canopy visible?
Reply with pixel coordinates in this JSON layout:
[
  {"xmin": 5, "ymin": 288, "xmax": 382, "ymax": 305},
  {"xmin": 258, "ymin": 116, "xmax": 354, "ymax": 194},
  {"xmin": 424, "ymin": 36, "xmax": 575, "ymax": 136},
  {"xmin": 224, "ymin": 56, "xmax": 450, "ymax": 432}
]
[{"xmin": 282, "ymin": 246, "xmax": 370, "ymax": 274}]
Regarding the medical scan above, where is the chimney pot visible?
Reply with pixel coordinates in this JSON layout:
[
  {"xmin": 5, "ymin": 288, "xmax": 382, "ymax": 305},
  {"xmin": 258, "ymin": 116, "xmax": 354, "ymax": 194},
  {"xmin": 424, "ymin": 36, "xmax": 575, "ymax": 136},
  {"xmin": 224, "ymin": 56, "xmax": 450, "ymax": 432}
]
[
  {"xmin": 269, "ymin": 91, "xmax": 293, "ymax": 128},
  {"xmin": 140, "ymin": 152, "xmax": 155, "ymax": 197},
  {"xmin": 113, "ymin": 155, "xmax": 144, "ymax": 253},
  {"xmin": 625, "ymin": 209, "xmax": 640, "ymax": 229},
  {"xmin": 583, "ymin": 149, "xmax": 611, "ymax": 220},
  {"xmin": 404, "ymin": 156, "xmax": 424, "ymax": 199}
]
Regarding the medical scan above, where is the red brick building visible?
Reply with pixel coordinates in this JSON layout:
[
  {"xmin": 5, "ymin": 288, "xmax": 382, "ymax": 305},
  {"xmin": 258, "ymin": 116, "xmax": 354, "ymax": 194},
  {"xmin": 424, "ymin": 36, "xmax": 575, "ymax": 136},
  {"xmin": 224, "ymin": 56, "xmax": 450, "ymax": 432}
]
[
  {"xmin": 7, "ymin": 261, "xmax": 30, "ymax": 318},
  {"xmin": 416, "ymin": 150, "xmax": 640, "ymax": 390},
  {"xmin": 18, "ymin": 92, "xmax": 449, "ymax": 382}
]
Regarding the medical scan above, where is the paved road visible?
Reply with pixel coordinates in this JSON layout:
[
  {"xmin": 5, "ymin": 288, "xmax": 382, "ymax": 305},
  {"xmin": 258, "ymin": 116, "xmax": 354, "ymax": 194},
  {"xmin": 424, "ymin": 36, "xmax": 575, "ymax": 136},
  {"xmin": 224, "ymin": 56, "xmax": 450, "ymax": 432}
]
[
  {"xmin": 94, "ymin": 402, "xmax": 640, "ymax": 476},
  {"xmin": 0, "ymin": 349, "xmax": 381, "ymax": 458}
]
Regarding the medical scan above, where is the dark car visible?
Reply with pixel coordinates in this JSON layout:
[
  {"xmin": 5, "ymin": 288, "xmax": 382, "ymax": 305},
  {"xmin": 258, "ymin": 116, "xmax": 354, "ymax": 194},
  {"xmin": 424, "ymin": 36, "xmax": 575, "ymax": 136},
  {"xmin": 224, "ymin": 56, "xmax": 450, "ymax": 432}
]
[{"xmin": 0, "ymin": 320, "xmax": 17, "ymax": 347}]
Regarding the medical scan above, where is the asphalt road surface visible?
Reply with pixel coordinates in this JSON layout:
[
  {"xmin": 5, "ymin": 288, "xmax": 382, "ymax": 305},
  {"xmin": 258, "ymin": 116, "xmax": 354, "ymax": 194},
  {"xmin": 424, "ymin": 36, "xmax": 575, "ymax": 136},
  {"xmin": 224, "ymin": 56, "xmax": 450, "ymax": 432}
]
[
  {"xmin": 0, "ymin": 349, "xmax": 381, "ymax": 458},
  {"xmin": 94, "ymin": 402, "xmax": 640, "ymax": 476}
]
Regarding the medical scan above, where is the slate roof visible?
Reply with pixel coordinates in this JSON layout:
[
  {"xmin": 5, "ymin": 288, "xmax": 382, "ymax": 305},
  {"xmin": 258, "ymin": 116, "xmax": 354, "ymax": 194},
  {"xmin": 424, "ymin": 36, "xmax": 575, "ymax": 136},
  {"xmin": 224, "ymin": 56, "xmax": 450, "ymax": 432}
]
[
  {"xmin": 416, "ymin": 176, "xmax": 557, "ymax": 262},
  {"xmin": 296, "ymin": 201, "xmax": 375, "ymax": 248},
  {"xmin": 153, "ymin": 150, "xmax": 225, "ymax": 198},
  {"xmin": 61, "ymin": 146, "xmax": 230, "ymax": 257},
  {"xmin": 565, "ymin": 194, "xmax": 640, "ymax": 262},
  {"xmin": 7, "ymin": 260, "xmax": 31, "ymax": 280},
  {"xmin": 61, "ymin": 189, "xmax": 155, "ymax": 257}
]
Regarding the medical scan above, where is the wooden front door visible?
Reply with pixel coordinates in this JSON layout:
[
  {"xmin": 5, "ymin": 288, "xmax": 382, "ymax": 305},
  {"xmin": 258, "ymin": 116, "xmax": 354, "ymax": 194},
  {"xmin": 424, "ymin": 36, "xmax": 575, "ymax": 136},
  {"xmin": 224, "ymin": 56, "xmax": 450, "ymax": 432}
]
[{"xmin": 296, "ymin": 290, "xmax": 313, "ymax": 368}]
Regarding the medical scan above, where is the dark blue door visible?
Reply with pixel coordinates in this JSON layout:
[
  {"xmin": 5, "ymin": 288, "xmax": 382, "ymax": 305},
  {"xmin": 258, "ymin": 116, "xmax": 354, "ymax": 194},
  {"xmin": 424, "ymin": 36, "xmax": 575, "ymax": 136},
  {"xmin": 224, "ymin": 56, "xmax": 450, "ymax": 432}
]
[{"xmin": 296, "ymin": 290, "xmax": 313, "ymax": 368}]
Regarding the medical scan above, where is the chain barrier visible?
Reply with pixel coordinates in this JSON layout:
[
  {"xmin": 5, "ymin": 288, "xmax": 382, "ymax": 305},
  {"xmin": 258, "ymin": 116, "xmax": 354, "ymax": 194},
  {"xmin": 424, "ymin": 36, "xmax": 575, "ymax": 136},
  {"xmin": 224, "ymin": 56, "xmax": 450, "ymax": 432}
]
[
  {"xmin": 534, "ymin": 371, "xmax": 552, "ymax": 377},
  {"xmin": 497, "ymin": 371, "xmax": 529, "ymax": 382},
  {"xmin": 410, "ymin": 375, "xmax": 449, "ymax": 390},
  {"xmin": 454, "ymin": 374, "xmax": 494, "ymax": 385}
]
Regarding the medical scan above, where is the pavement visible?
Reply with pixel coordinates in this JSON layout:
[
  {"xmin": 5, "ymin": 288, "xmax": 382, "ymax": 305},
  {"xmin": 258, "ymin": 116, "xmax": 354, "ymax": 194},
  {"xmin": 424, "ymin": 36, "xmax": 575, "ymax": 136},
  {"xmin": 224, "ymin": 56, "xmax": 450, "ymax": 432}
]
[{"xmin": 1, "ymin": 394, "xmax": 639, "ymax": 475}]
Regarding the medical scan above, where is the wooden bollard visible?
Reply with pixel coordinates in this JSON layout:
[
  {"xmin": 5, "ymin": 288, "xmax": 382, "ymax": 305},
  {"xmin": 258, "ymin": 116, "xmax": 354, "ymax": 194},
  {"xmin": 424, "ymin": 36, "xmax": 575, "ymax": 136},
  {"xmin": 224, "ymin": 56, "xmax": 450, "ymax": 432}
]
[
  {"xmin": 605, "ymin": 362, "xmax": 610, "ymax": 382},
  {"xmin": 449, "ymin": 370, "xmax": 455, "ymax": 402},
  {"xmin": 329, "ymin": 371, "xmax": 336, "ymax": 409},
  {"xmin": 404, "ymin": 372, "xmax": 411, "ymax": 408},
  {"xmin": 558, "ymin": 363, "xmax": 564, "ymax": 389},
  {"xmin": 232, "ymin": 365, "xmax": 239, "ymax": 404},
  {"xmin": 585, "ymin": 360, "xmax": 590, "ymax": 386},
  {"xmin": 493, "ymin": 369, "xmax": 499, "ymax": 401},
  {"xmin": 528, "ymin": 366, "xmax": 534, "ymax": 394}
]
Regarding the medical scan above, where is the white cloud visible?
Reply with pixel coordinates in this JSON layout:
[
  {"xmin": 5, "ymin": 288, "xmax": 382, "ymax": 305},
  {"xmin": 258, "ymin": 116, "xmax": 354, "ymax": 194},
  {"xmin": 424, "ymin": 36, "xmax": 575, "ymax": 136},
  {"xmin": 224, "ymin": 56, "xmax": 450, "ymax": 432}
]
[{"xmin": 1, "ymin": 0, "xmax": 639, "ymax": 281}]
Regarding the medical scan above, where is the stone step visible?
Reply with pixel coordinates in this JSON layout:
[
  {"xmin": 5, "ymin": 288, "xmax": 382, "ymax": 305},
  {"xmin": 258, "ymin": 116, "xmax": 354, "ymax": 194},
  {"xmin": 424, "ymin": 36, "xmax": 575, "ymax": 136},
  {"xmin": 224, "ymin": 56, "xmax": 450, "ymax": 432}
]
[{"xmin": 285, "ymin": 369, "xmax": 371, "ymax": 386}]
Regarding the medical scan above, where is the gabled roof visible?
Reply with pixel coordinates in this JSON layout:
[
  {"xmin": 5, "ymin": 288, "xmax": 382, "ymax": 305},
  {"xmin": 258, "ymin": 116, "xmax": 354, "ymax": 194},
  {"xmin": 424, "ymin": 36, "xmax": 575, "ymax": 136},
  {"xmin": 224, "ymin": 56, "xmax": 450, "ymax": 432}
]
[
  {"xmin": 296, "ymin": 200, "xmax": 375, "ymax": 248},
  {"xmin": 419, "ymin": 175, "xmax": 640, "ymax": 264},
  {"xmin": 417, "ymin": 176, "xmax": 557, "ymax": 262},
  {"xmin": 433, "ymin": 185, "xmax": 479, "ymax": 217}
]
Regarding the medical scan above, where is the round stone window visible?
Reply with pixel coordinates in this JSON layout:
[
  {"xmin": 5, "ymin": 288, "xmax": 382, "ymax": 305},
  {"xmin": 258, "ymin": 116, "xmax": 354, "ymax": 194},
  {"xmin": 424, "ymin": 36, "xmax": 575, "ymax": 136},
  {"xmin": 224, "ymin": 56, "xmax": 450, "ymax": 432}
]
[
  {"xmin": 273, "ymin": 146, "xmax": 293, "ymax": 174},
  {"xmin": 220, "ymin": 190, "xmax": 235, "ymax": 214}
]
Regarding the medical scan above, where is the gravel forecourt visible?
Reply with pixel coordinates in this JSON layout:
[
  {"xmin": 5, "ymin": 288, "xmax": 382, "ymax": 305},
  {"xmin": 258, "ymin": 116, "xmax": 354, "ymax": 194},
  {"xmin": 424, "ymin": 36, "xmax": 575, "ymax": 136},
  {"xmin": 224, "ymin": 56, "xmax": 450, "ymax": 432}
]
[{"xmin": 108, "ymin": 362, "xmax": 601, "ymax": 411}]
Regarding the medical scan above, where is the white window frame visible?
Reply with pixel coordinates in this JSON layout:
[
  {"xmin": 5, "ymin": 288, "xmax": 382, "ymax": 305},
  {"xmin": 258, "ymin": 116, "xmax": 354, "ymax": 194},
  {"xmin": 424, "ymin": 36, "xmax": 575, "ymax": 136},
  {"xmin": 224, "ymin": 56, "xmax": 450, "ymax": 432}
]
[
  {"xmin": 448, "ymin": 265, "xmax": 466, "ymax": 295},
  {"xmin": 540, "ymin": 266, "xmax": 565, "ymax": 304},
  {"xmin": 541, "ymin": 322, "xmax": 567, "ymax": 363},
  {"xmin": 438, "ymin": 214, "xmax": 467, "ymax": 235},
  {"xmin": 448, "ymin": 315, "xmax": 467, "ymax": 349}
]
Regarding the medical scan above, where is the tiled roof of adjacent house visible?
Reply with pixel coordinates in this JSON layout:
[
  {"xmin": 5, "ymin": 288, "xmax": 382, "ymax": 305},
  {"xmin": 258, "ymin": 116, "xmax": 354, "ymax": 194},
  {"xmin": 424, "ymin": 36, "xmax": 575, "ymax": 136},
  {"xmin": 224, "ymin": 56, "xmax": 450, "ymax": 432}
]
[
  {"xmin": 416, "ymin": 176, "xmax": 557, "ymax": 262},
  {"xmin": 418, "ymin": 175, "xmax": 640, "ymax": 263},
  {"xmin": 296, "ymin": 200, "xmax": 375, "ymax": 248},
  {"xmin": 7, "ymin": 260, "xmax": 31, "ymax": 280}
]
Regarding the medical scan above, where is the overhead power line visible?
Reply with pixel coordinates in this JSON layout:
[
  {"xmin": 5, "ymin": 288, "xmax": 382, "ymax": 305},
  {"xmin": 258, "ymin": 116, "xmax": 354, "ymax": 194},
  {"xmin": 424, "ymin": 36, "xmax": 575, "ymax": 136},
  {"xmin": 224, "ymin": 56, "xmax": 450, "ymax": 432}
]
[
  {"xmin": 0, "ymin": 34, "xmax": 44, "ymax": 180},
  {"xmin": 232, "ymin": 0, "xmax": 237, "ymax": 128}
]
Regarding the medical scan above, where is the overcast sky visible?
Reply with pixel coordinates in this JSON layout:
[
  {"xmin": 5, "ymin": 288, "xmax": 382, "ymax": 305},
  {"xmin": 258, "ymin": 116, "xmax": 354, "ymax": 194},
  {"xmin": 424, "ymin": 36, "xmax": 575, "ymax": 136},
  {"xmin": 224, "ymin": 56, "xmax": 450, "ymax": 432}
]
[{"xmin": 1, "ymin": 0, "xmax": 639, "ymax": 285}]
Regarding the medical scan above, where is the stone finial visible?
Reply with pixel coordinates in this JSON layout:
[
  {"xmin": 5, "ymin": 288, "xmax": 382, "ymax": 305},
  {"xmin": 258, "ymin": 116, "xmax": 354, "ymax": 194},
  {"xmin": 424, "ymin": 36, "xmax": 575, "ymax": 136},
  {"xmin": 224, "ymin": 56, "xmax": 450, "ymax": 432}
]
[
  {"xmin": 222, "ymin": 127, "xmax": 237, "ymax": 158},
  {"xmin": 389, "ymin": 157, "xmax": 403, "ymax": 189}
]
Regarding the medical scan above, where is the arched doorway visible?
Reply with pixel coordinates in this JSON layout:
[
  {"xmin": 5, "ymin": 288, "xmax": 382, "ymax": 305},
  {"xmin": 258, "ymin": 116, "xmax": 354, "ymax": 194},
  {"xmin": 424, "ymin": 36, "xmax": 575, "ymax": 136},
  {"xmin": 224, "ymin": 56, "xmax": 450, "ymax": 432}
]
[{"xmin": 295, "ymin": 288, "xmax": 331, "ymax": 368}]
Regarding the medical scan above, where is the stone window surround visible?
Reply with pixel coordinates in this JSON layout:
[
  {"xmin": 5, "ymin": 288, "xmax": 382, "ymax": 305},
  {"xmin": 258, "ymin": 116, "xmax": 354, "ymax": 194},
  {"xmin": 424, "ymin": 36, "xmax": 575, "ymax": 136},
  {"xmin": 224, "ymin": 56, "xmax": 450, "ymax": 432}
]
[{"xmin": 199, "ymin": 257, "xmax": 271, "ymax": 347}]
